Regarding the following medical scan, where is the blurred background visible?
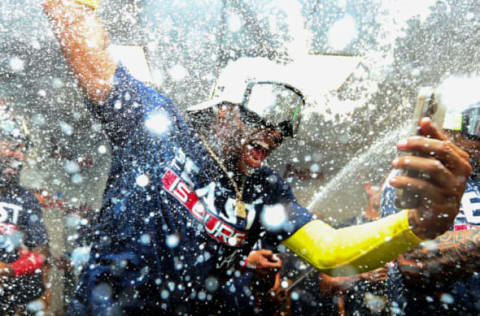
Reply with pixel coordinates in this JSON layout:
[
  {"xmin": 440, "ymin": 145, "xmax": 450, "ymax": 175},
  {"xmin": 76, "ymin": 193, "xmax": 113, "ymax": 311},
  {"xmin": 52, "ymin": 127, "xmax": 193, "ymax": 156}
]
[{"xmin": 1, "ymin": 0, "xmax": 480, "ymax": 313}]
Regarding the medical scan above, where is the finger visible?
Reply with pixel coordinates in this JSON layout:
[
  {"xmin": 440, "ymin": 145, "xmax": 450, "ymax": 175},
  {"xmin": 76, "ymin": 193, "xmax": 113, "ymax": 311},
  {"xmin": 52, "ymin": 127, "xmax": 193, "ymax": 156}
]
[
  {"xmin": 418, "ymin": 117, "xmax": 448, "ymax": 141},
  {"xmin": 419, "ymin": 119, "xmax": 471, "ymax": 160},
  {"xmin": 268, "ymin": 254, "xmax": 281, "ymax": 263},
  {"xmin": 370, "ymin": 273, "xmax": 387, "ymax": 281},
  {"xmin": 392, "ymin": 155, "xmax": 459, "ymax": 189},
  {"xmin": 397, "ymin": 137, "xmax": 471, "ymax": 177},
  {"xmin": 378, "ymin": 267, "xmax": 389, "ymax": 273},
  {"xmin": 389, "ymin": 175, "xmax": 445, "ymax": 203},
  {"xmin": 258, "ymin": 249, "xmax": 273, "ymax": 256},
  {"xmin": 265, "ymin": 257, "xmax": 282, "ymax": 267},
  {"xmin": 419, "ymin": 119, "xmax": 472, "ymax": 159},
  {"xmin": 397, "ymin": 136, "xmax": 470, "ymax": 168}
]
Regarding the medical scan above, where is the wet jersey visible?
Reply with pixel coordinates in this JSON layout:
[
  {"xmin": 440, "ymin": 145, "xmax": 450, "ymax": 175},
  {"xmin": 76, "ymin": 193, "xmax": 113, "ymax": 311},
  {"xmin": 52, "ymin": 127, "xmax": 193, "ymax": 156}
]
[
  {"xmin": 0, "ymin": 185, "xmax": 48, "ymax": 263},
  {"xmin": 381, "ymin": 171, "xmax": 480, "ymax": 314},
  {"xmin": 70, "ymin": 66, "xmax": 313, "ymax": 314}
]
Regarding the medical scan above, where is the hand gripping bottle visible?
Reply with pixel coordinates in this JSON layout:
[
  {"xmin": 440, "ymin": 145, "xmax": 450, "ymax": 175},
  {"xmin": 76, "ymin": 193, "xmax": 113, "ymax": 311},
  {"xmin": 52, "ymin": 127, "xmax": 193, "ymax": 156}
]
[{"xmin": 394, "ymin": 89, "xmax": 446, "ymax": 209}]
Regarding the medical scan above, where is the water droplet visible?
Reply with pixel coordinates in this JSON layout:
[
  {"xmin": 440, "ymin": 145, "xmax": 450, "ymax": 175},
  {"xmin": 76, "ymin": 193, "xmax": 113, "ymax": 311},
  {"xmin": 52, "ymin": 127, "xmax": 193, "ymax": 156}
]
[
  {"xmin": 92, "ymin": 283, "xmax": 112, "ymax": 303},
  {"xmin": 145, "ymin": 110, "xmax": 171, "ymax": 135},
  {"xmin": 161, "ymin": 289, "xmax": 169, "ymax": 299},
  {"xmin": 260, "ymin": 204, "xmax": 287, "ymax": 231},
  {"xmin": 140, "ymin": 234, "xmax": 151, "ymax": 245},
  {"xmin": 98, "ymin": 145, "xmax": 107, "ymax": 154},
  {"xmin": 290, "ymin": 291, "xmax": 299, "ymax": 300},
  {"xmin": 8, "ymin": 56, "xmax": 24, "ymax": 72},
  {"xmin": 166, "ymin": 234, "xmax": 179, "ymax": 248},
  {"xmin": 136, "ymin": 174, "xmax": 149, "ymax": 187},
  {"xmin": 64, "ymin": 161, "xmax": 80, "ymax": 174},
  {"xmin": 440, "ymin": 293, "xmax": 454, "ymax": 304},
  {"xmin": 205, "ymin": 276, "xmax": 219, "ymax": 292},
  {"xmin": 59, "ymin": 121, "xmax": 73, "ymax": 136},
  {"xmin": 72, "ymin": 173, "xmax": 83, "ymax": 184},
  {"xmin": 168, "ymin": 65, "xmax": 188, "ymax": 81},
  {"xmin": 198, "ymin": 291, "xmax": 206, "ymax": 300}
]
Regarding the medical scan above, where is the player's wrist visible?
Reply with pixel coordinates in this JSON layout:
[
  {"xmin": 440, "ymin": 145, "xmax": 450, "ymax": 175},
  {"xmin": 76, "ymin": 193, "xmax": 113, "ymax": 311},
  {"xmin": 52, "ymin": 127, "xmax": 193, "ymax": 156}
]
[
  {"xmin": 408, "ymin": 208, "xmax": 450, "ymax": 240},
  {"xmin": 408, "ymin": 209, "xmax": 430, "ymax": 239}
]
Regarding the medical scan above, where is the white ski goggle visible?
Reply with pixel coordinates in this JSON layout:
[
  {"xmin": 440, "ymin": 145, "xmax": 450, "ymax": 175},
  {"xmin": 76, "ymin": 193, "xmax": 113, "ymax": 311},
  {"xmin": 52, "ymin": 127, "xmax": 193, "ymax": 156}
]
[{"xmin": 241, "ymin": 81, "xmax": 305, "ymax": 137}]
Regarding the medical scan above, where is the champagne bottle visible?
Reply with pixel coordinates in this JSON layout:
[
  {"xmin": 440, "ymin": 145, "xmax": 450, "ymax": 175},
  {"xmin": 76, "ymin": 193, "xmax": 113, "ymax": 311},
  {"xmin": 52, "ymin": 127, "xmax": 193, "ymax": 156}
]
[{"xmin": 394, "ymin": 91, "xmax": 440, "ymax": 209}]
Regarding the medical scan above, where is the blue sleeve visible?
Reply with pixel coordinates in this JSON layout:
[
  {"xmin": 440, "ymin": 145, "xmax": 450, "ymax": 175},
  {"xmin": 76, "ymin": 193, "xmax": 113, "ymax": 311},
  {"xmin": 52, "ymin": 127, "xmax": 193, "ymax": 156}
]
[
  {"xmin": 258, "ymin": 169, "xmax": 314, "ymax": 244},
  {"xmin": 86, "ymin": 65, "xmax": 177, "ymax": 146},
  {"xmin": 70, "ymin": 188, "xmax": 163, "ymax": 313},
  {"xmin": 19, "ymin": 193, "xmax": 48, "ymax": 248},
  {"xmin": 380, "ymin": 170, "xmax": 403, "ymax": 218}
]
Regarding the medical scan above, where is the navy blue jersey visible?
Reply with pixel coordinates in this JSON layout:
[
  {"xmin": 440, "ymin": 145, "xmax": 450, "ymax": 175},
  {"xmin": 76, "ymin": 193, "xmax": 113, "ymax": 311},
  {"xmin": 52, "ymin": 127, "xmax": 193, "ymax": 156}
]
[
  {"xmin": 0, "ymin": 185, "xmax": 48, "ymax": 313},
  {"xmin": 0, "ymin": 185, "xmax": 48, "ymax": 263},
  {"xmin": 381, "ymin": 171, "xmax": 480, "ymax": 315},
  {"xmin": 70, "ymin": 65, "xmax": 313, "ymax": 314}
]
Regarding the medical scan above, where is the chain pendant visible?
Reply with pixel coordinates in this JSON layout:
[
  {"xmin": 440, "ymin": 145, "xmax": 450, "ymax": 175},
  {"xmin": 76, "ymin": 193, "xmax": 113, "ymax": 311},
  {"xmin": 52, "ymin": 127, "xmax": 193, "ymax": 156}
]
[{"xmin": 236, "ymin": 200, "xmax": 247, "ymax": 219}]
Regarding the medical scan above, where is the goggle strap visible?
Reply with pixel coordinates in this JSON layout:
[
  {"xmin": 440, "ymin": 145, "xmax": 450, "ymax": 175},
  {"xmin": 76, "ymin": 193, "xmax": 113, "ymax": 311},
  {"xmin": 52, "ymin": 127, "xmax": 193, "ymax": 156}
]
[{"xmin": 292, "ymin": 102, "xmax": 301, "ymax": 122}]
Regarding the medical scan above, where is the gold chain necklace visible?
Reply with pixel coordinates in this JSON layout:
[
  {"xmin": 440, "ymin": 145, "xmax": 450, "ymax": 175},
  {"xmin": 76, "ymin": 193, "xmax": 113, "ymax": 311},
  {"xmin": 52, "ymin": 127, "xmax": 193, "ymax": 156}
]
[{"xmin": 199, "ymin": 134, "xmax": 247, "ymax": 219}]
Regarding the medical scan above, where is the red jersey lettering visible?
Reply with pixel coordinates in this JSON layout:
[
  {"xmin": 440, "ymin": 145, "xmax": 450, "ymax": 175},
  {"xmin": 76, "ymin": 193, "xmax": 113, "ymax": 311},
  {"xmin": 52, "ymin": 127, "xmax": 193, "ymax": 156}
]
[
  {"xmin": 162, "ymin": 168, "xmax": 248, "ymax": 247},
  {"xmin": 454, "ymin": 224, "xmax": 480, "ymax": 231},
  {"xmin": 0, "ymin": 223, "xmax": 18, "ymax": 234},
  {"xmin": 204, "ymin": 213, "xmax": 247, "ymax": 247}
]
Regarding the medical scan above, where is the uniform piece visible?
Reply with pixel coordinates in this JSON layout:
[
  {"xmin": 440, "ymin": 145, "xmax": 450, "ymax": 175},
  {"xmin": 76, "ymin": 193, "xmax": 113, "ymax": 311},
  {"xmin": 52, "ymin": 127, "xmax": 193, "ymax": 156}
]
[
  {"xmin": 381, "ymin": 171, "xmax": 480, "ymax": 315},
  {"xmin": 69, "ymin": 66, "xmax": 313, "ymax": 314},
  {"xmin": 0, "ymin": 185, "xmax": 48, "ymax": 315}
]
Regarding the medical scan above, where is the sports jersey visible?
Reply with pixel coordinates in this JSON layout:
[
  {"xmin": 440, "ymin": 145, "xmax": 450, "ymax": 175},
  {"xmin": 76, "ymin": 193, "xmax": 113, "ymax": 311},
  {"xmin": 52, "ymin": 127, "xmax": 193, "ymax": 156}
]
[
  {"xmin": 0, "ymin": 185, "xmax": 48, "ymax": 263},
  {"xmin": 69, "ymin": 65, "xmax": 313, "ymax": 314},
  {"xmin": 381, "ymin": 171, "xmax": 480, "ymax": 315},
  {"xmin": 0, "ymin": 184, "xmax": 48, "ymax": 315}
]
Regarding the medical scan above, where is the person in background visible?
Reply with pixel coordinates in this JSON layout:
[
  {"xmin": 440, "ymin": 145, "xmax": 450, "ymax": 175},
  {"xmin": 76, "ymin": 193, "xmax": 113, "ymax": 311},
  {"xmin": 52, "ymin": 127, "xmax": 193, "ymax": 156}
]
[
  {"xmin": 244, "ymin": 247, "xmax": 285, "ymax": 314},
  {"xmin": 0, "ymin": 100, "xmax": 49, "ymax": 315},
  {"xmin": 381, "ymin": 94, "xmax": 480, "ymax": 315},
  {"xmin": 42, "ymin": 0, "xmax": 471, "ymax": 314}
]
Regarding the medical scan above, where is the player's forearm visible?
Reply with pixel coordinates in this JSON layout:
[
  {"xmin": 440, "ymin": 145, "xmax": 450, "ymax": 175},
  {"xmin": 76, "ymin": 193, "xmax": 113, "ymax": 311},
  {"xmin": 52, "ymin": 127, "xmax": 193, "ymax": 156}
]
[
  {"xmin": 398, "ymin": 229, "xmax": 480, "ymax": 281},
  {"xmin": 42, "ymin": 0, "xmax": 116, "ymax": 103},
  {"xmin": 319, "ymin": 273, "xmax": 362, "ymax": 295},
  {"xmin": 282, "ymin": 210, "xmax": 422, "ymax": 276}
]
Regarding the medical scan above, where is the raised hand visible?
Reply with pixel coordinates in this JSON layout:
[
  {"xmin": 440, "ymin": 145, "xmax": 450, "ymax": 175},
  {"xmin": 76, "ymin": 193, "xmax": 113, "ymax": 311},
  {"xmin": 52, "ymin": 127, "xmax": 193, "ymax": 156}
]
[{"xmin": 390, "ymin": 117, "xmax": 472, "ymax": 239}]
